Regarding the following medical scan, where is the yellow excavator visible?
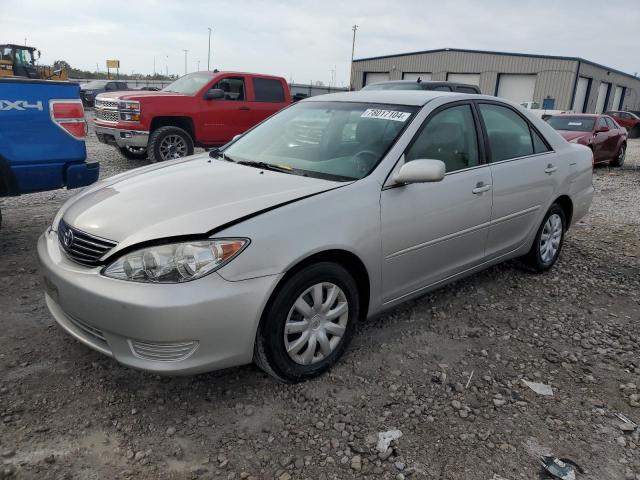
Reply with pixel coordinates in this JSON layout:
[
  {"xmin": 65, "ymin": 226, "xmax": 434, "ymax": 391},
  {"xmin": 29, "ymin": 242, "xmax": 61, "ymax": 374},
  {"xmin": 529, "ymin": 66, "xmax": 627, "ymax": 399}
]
[{"xmin": 0, "ymin": 44, "xmax": 67, "ymax": 80}]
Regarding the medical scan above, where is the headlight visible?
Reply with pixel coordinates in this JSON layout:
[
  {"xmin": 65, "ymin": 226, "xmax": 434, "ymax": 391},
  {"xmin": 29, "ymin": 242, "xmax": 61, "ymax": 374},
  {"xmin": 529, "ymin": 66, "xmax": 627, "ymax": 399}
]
[
  {"xmin": 118, "ymin": 101, "xmax": 141, "ymax": 122},
  {"xmin": 103, "ymin": 239, "xmax": 249, "ymax": 283}
]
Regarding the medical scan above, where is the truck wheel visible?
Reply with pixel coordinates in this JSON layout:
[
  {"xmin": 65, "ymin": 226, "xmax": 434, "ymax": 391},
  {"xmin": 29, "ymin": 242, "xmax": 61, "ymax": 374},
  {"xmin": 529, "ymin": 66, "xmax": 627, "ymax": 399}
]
[
  {"xmin": 148, "ymin": 126, "xmax": 194, "ymax": 163},
  {"xmin": 117, "ymin": 146, "xmax": 148, "ymax": 160}
]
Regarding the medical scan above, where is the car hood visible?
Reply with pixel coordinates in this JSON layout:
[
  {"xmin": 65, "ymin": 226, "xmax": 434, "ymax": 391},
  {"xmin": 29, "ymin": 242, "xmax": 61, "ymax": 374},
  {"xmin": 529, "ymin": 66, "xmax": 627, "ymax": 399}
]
[
  {"xmin": 557, "ymin": 130, "xmax": 589, "ymax": 142},
  {"xmin": 96, "ymin": 90, "xmax": 186, "ymax": 101},
  {"xmin": 61, "ymin": 154, "xmax": 345, "ymax": 251}
]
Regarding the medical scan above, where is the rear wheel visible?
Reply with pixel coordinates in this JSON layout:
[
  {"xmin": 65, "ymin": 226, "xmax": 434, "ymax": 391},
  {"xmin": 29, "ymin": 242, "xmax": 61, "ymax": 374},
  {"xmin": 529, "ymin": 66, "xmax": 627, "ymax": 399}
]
[
  {"xmin": 611, "ymin": 143, "xmax": 626, "ymax": 167},
  {"xmin": 148, "ymin": 126, "xmax": 194, "ymax": 163},
  {"xmin": 117, "ymin": 146, "xmax": 148, "ymax": 160},
  {"xmin": 522, "ymin": 204, "xmax": 566, "ymax": 273},
  {"xmin": 254, "ymin": 262, "xmax": 359, "ymax": 382}
]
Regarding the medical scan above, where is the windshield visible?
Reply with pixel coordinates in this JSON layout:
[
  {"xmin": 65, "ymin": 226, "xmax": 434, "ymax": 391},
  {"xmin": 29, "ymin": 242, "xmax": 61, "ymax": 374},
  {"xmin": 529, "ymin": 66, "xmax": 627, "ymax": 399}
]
[
  {"xmin": 162, "ymin": 72, "xmax": 213, "ymax": 95},
  {"xmin": 13, "ymin": 48, "xmax": 35, "ymax": 66},
  {"xmin": 82, "ymin": 80, "xmax": 108, "ymax": 90},
  {"xmin": 222, "ymin": 101, "xmax": 417, "ymax": 181},
  {"xmin": 547, "ymin": 116, "xmax": 595, "ymax": 132},
  {"xmin": 363, "ymin": 82, "xmax": 423, "ymax": 91}
]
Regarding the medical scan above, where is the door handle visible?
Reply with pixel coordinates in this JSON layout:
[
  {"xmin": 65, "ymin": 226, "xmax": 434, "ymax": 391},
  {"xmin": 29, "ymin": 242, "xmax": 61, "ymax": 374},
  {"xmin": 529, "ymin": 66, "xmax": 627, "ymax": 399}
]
[
  {"xmin": 544, "ymin": 164, "xmax": 558, "ymax": 174},
  {"xmin": 239, "ymin": 106, "xmax": 250, "ymax": 111},
  {"xmin": 472, "ymin": 183, "xmax": 491, "ymax": 194}
]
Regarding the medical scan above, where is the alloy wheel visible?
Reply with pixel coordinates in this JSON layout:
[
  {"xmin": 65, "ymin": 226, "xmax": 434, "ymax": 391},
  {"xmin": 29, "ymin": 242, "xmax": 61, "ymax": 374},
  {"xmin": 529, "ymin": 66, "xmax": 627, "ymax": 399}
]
[
  {"xmin": 284, "ymin": 282, "xmax": 349, "ymax": 366},
  {"xmin": 539, "ymin": 213, "xmax": 563, "ymax": 264},
  {"xmin": 159, "ymin": 135, "xmax": 188, "ymax": 160}
]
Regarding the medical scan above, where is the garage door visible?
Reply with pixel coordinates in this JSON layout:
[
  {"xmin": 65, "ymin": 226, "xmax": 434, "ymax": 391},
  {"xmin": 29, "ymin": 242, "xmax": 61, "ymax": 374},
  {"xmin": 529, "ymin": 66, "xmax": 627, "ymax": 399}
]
[
  {"xmin": 403, "ymin": 72, "xmax": 432, "ymax": 81},
  {"xmin": 612, "ymin": 86, "xmax": 623, "ymax": 110},
  {"xmin": 572, "ymin": 77, "xmax": 590, "ymax": 112},
  {"xmin": 496, "ymin": 74, "xmax": 537, "ymax": 104},
  {"xmin": 447, "ymin": 73, "xmax": 480, "ymax": 86},
  {"xmin": 364, "ymin": 72, "xmax": 390, "ymax": 86},
  {"xmin": 595, "ymin": 82, "xmax": 610, "ymax": 113}
]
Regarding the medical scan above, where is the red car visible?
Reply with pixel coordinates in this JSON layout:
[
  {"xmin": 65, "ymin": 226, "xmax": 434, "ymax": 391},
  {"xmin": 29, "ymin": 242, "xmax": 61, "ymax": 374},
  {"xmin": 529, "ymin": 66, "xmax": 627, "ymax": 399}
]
[
  {"xmin": 93, "ymin": 71, "xmax": 292, "ymax": 162},
  {"xmin": 605, "ymin": 110, "xmax": 640, "ymax": 138},
  {"xmin": 547, "ymin": 114, "xmax": 627, "ymax": 167}
]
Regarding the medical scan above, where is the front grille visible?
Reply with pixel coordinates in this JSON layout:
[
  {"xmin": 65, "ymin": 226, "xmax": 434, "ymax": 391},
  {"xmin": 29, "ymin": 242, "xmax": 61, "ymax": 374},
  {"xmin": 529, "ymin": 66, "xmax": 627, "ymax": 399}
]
[
  {"xmin": 57, "ymin": 220, "xmax": 117, "ymax": 266},
  {"xmin": 129, "ymin": 340, "xmax": 199, "ymax": 362},
  {"xmin": 96, "ymin": 109, "xmax": 119, "ymax": 122},
  {"xmin": 95, "ymin": 99, "xmax": 119, "ymax": 109}
]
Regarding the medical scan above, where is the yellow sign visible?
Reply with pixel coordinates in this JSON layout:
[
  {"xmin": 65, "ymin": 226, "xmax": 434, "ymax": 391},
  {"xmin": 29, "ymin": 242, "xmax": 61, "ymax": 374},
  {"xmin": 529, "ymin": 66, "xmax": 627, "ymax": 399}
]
[{"xmin": 106, "ymin": 59, "xmax": 120, "ymax": 69}]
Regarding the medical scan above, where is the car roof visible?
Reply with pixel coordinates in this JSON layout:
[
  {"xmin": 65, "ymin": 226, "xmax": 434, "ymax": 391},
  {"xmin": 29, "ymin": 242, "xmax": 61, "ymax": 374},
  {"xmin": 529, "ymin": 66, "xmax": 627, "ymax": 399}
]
[
  {"xmin": 303, "ymin": 89, "xmax": 485, "ymax": 106},
  {"xmin": 368, "ymin": 80, "xmax": 478, "ymax": 88},
  {"xmin": 556, "ymin": 113, "xmax": 602, "ymax": 117}
]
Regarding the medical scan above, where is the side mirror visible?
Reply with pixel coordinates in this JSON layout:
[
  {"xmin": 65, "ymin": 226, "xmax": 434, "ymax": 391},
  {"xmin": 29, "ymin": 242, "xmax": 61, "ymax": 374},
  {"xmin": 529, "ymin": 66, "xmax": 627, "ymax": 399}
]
[
  {"xmin": 395, "ymin": 159, "xmax": 446, "ymax": 184},
  {"xmin": 595, "ymin": 125, "xmax": 609, "ymax": 133},
  {"xmin": 204, "ymin": 88, "xmax": 225, "ymax": 100}
]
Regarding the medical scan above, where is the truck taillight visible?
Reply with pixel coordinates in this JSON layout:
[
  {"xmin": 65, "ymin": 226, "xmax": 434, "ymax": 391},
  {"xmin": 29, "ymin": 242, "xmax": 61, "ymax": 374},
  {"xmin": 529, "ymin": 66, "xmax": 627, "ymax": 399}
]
[{"xmin": 49, "ymin": 100, "xmax": 87, "ymax": 140}]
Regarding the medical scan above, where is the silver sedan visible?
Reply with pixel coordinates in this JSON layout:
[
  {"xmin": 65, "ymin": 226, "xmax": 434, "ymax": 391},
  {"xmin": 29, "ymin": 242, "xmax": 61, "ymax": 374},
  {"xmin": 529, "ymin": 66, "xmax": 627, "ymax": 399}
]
[{"xmin": 38, "ymin": 90, "xmax": 594, "ymax": 382}]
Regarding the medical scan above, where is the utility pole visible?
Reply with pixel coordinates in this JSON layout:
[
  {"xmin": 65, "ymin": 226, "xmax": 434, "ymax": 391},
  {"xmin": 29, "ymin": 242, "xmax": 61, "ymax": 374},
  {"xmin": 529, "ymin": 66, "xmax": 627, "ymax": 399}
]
[
  {"xmin": 153, "ymin": 56, "xmax": 156, "ymax": 76},
  {"xmin": 24, "ymin": 37, "xmax": 27, "ymax": 46},
  {"xmin": 183, "ymin": 49, "xmax": 188, "ymax": 75},
  {"xmin": 350, "ymin": 25, "xmax": 358, "ymax": 91},
  {"xmin": 207, "ymin": 27, "xmax": 212, "ymax": 70},
  {"xmin": 197, "ymin": 60, "xmax": 200, "ymax": 71}
]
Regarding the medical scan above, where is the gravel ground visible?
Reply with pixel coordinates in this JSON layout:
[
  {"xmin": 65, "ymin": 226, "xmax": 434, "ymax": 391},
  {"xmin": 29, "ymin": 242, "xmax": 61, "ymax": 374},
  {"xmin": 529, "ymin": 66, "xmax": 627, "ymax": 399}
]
[{"xmin": 1, "ymin": 123, "xmax": 639, "ymax": 480}]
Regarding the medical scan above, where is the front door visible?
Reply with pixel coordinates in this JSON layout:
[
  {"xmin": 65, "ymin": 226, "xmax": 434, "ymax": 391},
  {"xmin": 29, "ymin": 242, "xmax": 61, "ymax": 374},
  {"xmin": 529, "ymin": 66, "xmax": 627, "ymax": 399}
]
[
  {"xmin": 381, "ymin": 103, "xmax": 492, "ymax": 303},
  {"xmin": 199, "ymin": 75, "xmax": 251, "ymax": 145}
]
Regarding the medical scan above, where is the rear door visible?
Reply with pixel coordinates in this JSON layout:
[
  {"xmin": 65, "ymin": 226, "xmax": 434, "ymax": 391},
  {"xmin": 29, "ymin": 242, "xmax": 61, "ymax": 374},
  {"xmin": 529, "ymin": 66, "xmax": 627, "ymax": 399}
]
[
  {"xmin": 198, "ymin": 75, "xmax": 250, "ymax": 144},
  {"xmin": 478, "ymin": 101, "xmax": 560, "ymax": 260},
  {"xmin": 380, "ymin": 102, "xmax": 492, "ymax": 302},
  {"xmin": 245, "ymin": 77, "xmax": 287, "ymax": 129}
]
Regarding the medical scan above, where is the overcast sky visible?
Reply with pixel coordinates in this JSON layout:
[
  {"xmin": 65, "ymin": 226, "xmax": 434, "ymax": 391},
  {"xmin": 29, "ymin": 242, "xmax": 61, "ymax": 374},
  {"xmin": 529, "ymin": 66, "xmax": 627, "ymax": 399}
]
[{"xmin": 4, "ymin": 0, "xmax": 639, "ymax": 85}]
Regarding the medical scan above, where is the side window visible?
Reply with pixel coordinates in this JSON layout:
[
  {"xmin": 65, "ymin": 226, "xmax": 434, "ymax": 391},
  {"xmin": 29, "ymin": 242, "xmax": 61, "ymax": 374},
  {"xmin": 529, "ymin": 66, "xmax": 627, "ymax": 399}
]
[
  {"xmin": 478, "ymin": 104, "xmax": 534, "ymax": 162},
  {"xmin": 118, "ymin": 82, "xmax": 128, "ymax": 90},
  {"xmin": 104, "ymin": 83, "xmax": 116, "ymax": 91},
  {"xmin": 604, "ymin": 117, "xmax": 616, "ymax": 129},
  {"xmin": 432, "ymin": 86, "xmax": 452, "ymax": 91},
  {"xmin": 212, "ymin": 77, "xmax": 245, "ymax": 101},
  {"xmin": 253, "ymin": 78, "xmax": 285, "ymax": 102},
  {"xmin": 531, "ymin": 128, "xmax": 550, "ymax": 154},
  {"xmin": 406, "ymin": 104, "xmax": 479, "ymax": 173},
  {"xmin": 597, "ymin": 117, "xmax": 608, "ymax": 129}
]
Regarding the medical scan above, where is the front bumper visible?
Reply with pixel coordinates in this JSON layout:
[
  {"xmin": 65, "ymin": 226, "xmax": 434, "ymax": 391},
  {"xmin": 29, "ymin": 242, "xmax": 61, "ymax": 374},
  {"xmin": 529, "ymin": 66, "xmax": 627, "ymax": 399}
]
[
  {"xmin": 37, "ymin": 228, "xmax": 281, "ymax": 375},
  {"xmin": 94, "ymin": 124, "xmax": 149, "ymax": 149}
]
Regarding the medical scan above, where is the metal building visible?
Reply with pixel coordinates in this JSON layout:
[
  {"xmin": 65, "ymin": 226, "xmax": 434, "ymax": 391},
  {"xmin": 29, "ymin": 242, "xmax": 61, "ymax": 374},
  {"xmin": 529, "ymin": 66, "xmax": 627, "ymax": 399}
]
[{"xmin": 351, "ymin": 48, "xmax": 640, "ymax": 112}]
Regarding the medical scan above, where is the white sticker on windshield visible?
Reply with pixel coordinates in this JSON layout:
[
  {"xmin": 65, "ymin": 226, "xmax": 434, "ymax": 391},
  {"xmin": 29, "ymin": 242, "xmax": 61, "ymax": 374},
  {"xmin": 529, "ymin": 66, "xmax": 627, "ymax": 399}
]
[
  {"xmin": 568, "ymin": 122, "xmax": 583, "ymax": 126},
  {"xmin": 361, "ymin": 109, "xmax": 411, "ymax": 122}
]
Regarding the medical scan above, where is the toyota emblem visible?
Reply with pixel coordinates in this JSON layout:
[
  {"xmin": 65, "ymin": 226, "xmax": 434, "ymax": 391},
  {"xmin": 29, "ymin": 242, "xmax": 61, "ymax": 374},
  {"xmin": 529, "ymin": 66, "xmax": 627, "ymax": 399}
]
[{"xmin": 63, "ymin": 229, "xmax": 74, "ymax": 248}]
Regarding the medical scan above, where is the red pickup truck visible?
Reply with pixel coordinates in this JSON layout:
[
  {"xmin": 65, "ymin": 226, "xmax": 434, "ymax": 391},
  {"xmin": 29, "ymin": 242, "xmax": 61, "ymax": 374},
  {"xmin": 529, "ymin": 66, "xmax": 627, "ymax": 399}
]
[{"xmin": 93, "ymin": 71, "xmax": 291, "ymax": 162}]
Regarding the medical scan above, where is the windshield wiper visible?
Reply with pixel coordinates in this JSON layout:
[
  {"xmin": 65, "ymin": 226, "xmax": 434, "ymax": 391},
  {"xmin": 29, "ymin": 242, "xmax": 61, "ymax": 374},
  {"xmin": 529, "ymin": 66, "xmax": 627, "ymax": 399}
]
[
  {"xmin": 236, "ymin": 160, "xmax": 295, "ymax": 174},
  {"xmin": 208, "ymin": 148, "xmax": 236, "ymax": 163}
]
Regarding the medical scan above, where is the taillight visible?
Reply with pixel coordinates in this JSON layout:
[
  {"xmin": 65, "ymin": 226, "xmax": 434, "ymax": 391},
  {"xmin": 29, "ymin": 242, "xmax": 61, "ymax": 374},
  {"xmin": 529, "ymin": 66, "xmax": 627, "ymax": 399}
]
[{"xmin": 49, "ymin": 100, "xmax": 87, "ymax": 140}]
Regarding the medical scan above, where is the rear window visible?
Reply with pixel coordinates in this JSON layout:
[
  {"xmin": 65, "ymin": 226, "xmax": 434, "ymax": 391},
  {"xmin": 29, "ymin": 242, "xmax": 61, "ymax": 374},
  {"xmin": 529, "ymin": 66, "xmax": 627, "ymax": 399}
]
[
  {"xmin": 253, "ymin": 78, "xmax": 285, "ymax": 102},
  {"xmin": 456, "ymin": 86, "xmax": 479, "ymax": 94}
]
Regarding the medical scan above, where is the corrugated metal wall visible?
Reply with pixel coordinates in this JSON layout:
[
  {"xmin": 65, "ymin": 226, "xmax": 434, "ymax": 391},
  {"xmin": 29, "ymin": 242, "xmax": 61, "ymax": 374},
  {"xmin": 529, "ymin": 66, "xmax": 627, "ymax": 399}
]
[
  {"xmin": 576, "ymin": 62, "xmax": 640, "ymax": 112},
  {"xmin": 351, "ymin": 50, "xmax": 640, "ymax": 111}
]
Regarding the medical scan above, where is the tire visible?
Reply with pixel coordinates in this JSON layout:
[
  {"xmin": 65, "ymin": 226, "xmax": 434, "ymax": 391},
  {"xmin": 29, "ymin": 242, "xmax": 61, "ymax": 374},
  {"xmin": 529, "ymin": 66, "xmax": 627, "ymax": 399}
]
[
  {"xmin": 147, "ymin": 126, "xmax": 194, "ymax": 163},
  {"xmin": 117, "ymin": 146, "xmax": 148, "ymax": 160},
  {"xmin": 522, "ymin": 204, "xmax": 566, "ymax": 273},
  {"xmin": 254, "ymin": 262, "xmax": 359, "ymax": 382},
  {"xmin": 611, "ymin": 143, "xmax": 626, "ymax": 167}
]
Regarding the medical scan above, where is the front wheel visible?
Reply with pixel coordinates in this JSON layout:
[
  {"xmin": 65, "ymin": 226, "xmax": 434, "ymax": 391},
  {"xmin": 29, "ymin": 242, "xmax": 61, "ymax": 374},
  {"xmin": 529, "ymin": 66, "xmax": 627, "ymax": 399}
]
[
  {"xmin": 148, "ymin": 126, "xmax": 194, "ymax": 163},
  {"xmin": 254, "ymin": 262, "xmax": 359, "ymax": 382},
  {"xmin": 611, "ymin": 143, "xmax": 625, "ymax": 167}
]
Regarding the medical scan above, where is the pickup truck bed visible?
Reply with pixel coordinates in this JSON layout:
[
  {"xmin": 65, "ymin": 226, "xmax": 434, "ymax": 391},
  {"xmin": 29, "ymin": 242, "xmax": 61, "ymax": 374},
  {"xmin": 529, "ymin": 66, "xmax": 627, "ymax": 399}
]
[{"xmin": 0, "ymin": 78, "xmax": 98, "ymax": 226}]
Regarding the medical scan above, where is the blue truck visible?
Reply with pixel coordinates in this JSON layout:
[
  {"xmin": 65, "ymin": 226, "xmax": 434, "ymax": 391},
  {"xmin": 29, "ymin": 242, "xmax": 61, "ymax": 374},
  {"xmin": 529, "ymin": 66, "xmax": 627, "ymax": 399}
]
[{"xmin": 0, "ymin": 78, "xmax": 99, "ymax": 227}]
